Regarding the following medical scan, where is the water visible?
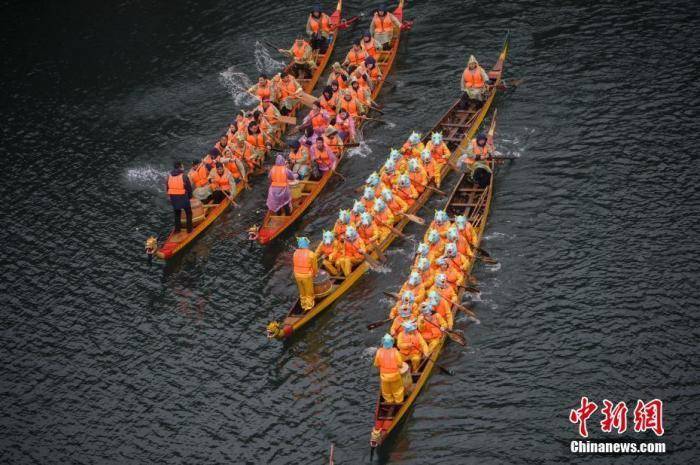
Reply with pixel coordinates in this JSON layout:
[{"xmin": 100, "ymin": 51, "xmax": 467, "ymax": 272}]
[{"xmin": 2, "ymin": 1, "xmax": 699, "ymax": 464}]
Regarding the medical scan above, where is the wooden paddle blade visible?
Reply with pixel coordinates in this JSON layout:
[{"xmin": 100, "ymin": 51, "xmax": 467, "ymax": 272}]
[
  {"xmin": 367, "ymin": 318, "xmax": 391, "ymax": 330},
  {"xmin": 401, "ymin": 212, "xmax": 425, "ymax": 225},
  {"xmin": 383, "ymin": 291, "xmax": 399, "ymax": 300},
  {"xmin": 300, "ymin": 92, "xmax": 318, "ymax": 108},
  {"xmin": 461, "ymin": 284, "xmax": 480, "ymax": 294},
  {"xmin": 478, "ymin": 255, "xmax": 499, "ymax": 265},
  {"xmin": 363, "ymin": 252, "xmax": 383, "ymax": 271},
  {"xmin": 446, "ymin": 329, "xmax": 467, "ymax": 346},
  {"xmin": 477, "ymin": 247, "xmax": 492, "ymax": 258}
]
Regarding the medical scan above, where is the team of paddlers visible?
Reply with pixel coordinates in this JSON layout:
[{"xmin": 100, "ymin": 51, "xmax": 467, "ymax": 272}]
[{"xmin": 164, "ymin": 4, "xmax": 410, "ymax": 232}]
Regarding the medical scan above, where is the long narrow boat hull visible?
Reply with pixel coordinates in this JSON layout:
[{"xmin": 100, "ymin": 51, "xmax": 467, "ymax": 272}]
[
  {"xmin": 153, "ymin": 0, "xmax": 344, "ymax": 261},
  {"xmin": 370, "ymin": 34, "xmax": 509, "ymax": 446},
  {"xmin": 256, "ymin": 0, "xmax": 405, "ymax": 245},
  {"xmin": 267, "ymin": 31, "xmax": 509, "ymax": 340}
]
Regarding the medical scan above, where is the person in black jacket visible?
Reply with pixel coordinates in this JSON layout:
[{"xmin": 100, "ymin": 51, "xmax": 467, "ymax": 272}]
[{"xmin": 166, "ymin": 161, "xmax": 194, "ymax": 233}]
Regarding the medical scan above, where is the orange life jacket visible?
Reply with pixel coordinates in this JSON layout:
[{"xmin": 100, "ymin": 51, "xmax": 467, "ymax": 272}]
[
  {"xmin": 280, "ymin": 79, "xmax": 299, "ymax": 99},
  {"xmin": 255, "ymin": 83, "xmax": 271, "ymax": 101},
  {"xmin": 373, "ymin": 13, "xmax": 394, "ymax": 33},
  {"xmin": 420, "ymin": 315, "xmax": 443, "ymax": 341},
  {"xmin": 396, "ymin": 186, "xmax": 417, "ymax": 204},
  {"xmin": 319, "ymin": 95, "xmax": 337, "ymax": 115},
  {"xmin": 430, "ymin": 142, "xmax": 450, "ymax": 164},
  {"xmin": 247, "ymin": 132, "xmax": 266, "ymax": 150},
  {"xmin": 362, "ymin": 39, "xmax": 378, "ymax": 59},
  {"xmin": 376, "ymin": 347, "xmax": 401, "ymax": 374},
  {"xmin": 409, "ymin": 171, "xmax": 427, "ymax": 192},
  {"xmin": 292, "ymin": 42, "xmax": 307, "ymax": 60},
  {"xmin": 374, "ymin": 210, "xmax": 392, "ymax": 228},
  {"xmin": 334, "ymin": 222, "xmax": 347, "ymax": 237},
  {"xmin": 289, "ymin": 147, "xmax": 308, "ymax": 163},
  {"xmin": 358, "ymin": 223, "xmax": 376, "ymax": 242},
  {"xmin": 346, "ymin": 48, "xmax": 368, "ymax": 67},
  {"xmin": 311, "ymin": 111, "xmax": 328, "ymax": 130},
  {"xmin": 340, "ymin": 97, "xmax": 359, "ymax": 117},
  {"xmin": 318, "ymin": 242, "xmax": 335, "ymax": 257},
  {"xmin": 323, "ymin": 135, "xmax": 342, "ymax": 155},
  {"xmin": 167, "ymin": 174, "xmax": 186, "ymax": 195},
  {"xmin": 308, "ymin": 14, "xmax": 331, "ymax": 34},
  {"xmin": 471, "ymin": 139, "xmax": 489, "ymax": 158},
  {"xmin": 269, "ymin": 165, "xmax": 288, "ymax": 187},
  {"xmin": 343, "ymin": 238, "xmax": 364, "ymax": 260},
  {"xmin": 463, "ymin": 67, "xmax": 485, "ymax": 88},
  {"xmin": 314, "ymin": 146, "xmax": 333, "ymax": 167},
  {"xmin": 210, "ymin": 170, "xmax": 231, "ymax": 190},
  {"xmin": 293, "ymin": 248, "xmax": 315, "ymax": 276},
  {"xmin": 190, "ymin": 165, "xmax": 210, "ymax": 188},
  {"xmin": 398, "ymin": 332, "xmax": 423, "ymax": 356}
]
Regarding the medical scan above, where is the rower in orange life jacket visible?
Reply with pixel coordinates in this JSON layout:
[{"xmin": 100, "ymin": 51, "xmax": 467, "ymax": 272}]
[
  {"xmin": 372, "ymin": 198, "xmax": 395, "ymax": 241},
  {"xmin": 458, "ymin": 132, "xmax": 491, "ymax": 171},
  {"xmin": 267, "ymin": 154, "xmax": 297, "ymax": 216},
  {"xmin": 373, "ymin": 334, "xmax": 405, "ymax": 404},
  {"xmin": 407, "ymin": 159, "xmax": 428, "ymax": 194},
  {"xmin": 397, "ymin": 320, "xmax": 429, "ymax": 372},
  {"xmin": 454, "ymin": 214, "xmax": 478, "ymax": 248},
  {"xmin": 167, "ymin": 161, "xmax": 194, "ymax": 234},
  {"xmin": 319, "ymin": 86, "xmax": 338, "ymax": 117},
  {"xmin": 338, "ymin": 90, "xmax": 360, "ymax": 118},
  {"xmin": 248, "ymin": 74, "xmax": 275, "ymax": 103},
  {"xmin": 334, "ymin": 226, "xmax": 366, "ymax": 277},
  {"xmin": 303, "ymin": 101, "xmax": 330, "ymax": 137},
  {"xmin": 208, "ymin": 162, "xmax": 236, "ymax": 203},
  {"xmin": 326, "ymin": 61, "xmax": 348, "ymax": 87},
  {"xmin": 280, "ymin": 37, "xmax": 316, "ymax": 79},
  {"xmin": 293, "ymin": 236, "xmax": 318, "ymax": 311},
  {"xmin": 323, "ymin": 126, "xmax": 343, "ymax": 155},
  {"xmin": 188, "ymin": 159, "xmax": 210, "ymax": 190},
  {"xmin": 360, "ymin": 31, "xmax": 379, "ymax": 60},
  {"xmin": 370, "ymin": 4, "xmax": 402, "ymax": 50},
  {"xmin": 315, "ymin": 230, "xmax": 340, "ymax": 276},
  {"xmin": 335, "ymin": 109, "xmax": 356, "ymax": 142},
  {"xmin": 461, "ymin": 54, "xmax": 490, "ymax": 104},
  {"xmin": 246, "ymin": 121, "xmax": 270, "ymax": 168},
  {"xmin": 427, "ymin": 287, "xmax": 455, "ymax": 330},
  {"xmin": 394, "ymin": 174, "xmax": 418, "ymax": 207},
  {"xmin": 417, "ymin": 301, "xmax": 447, "ymax": 354},
  {"xmin": 425, "ymin": 210, "xmax": 452, "ymax": 240},
  {"xmin": 350, "ymin": 79, "xmax": 370, "ymax": 114},
  {"xmin": 343, "ymin": 39, "xmax": 369, "ymax": 68},
  {"xmin": 365, "ymin": 56, "xmax": 382, "ymax": 84},
  {"xmin": 306, "ymin": 4, "xmax": 332, "ymax": 54},
  {"xmin": 276, "ymin": 71, "xmax": 303, "ymax": 114},
  {"xmin": 311, "ymin": 136, "xmax": 336, "ymax": 176}
]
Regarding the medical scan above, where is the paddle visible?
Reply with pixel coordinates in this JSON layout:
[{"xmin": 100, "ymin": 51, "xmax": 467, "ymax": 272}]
[
  {"xmin": 277, "ymin": 115, "xmax": 297, "ymax": 125},
  {"xmin": 429, "ymin": 356, "xmax": 454, "ymax": 376},
  {"xmin": 357, "ymin": 115, "xmax": 386, "ymax": 124},
  {"xmin": 331, "ymin": 170, "xmax": 346, "ymax": 182},
  {"xmin": 416, "ymin": 181, "xmax": 446, "ymax": 196},
  {"xmin": 362, "ymin": 251, "xmax": 384, "ymax": 271},
  {"xmin": 422, "ymin": 316, "xmax": 467, "ymax": 346},
  {"xmin": 327, "ymin": 142, "xmax": 360, "ymax": 148},
  {"xmin": 433, "ymin": 290, "xmax": 478, "ymax": 320},
  {"xmin": 366, "ymin": 317, "xmax": 392, "ymax": 331},
  {"xmin": 337, "ymin": 15, "xmax": 360, "ymax": 30},
  {"xmin": 398, "ymin": 212, "xmax": 425, "ymax": 225},
  {"xmin": 375, "ymin": 219, "xmax": 414, "ymax": 243},
  {"xmin": 220, "ymin": 188, "xmax": 239, "ymax": 208}
]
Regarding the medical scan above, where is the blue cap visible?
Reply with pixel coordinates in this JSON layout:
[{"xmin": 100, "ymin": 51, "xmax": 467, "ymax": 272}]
[{"xmin": 297, "ymin": 237, "xmax": 310, "ymax": 249}]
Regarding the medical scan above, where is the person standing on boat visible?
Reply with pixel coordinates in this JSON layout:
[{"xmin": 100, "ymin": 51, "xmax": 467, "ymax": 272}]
[
  {"xmin": 293, "ymin": 236, "xmax": 318, "ymax": 311},
  {"xmin": 267, "ymin": 154, "xmax": 297, "ymax": 216},
  {"xmin": 369, "ymin": 4, "xmax": 401, "ymax": 51},
  {"xmin": 461, "ymin": 55, "xmax": 490, "ymax": 104},
  {"xmin": 280, "ymin": 36, "xmax": 316, "ymax": 79},
  {"xmin": 167, "ymin": 161, "xmax": 194, "ymax": 234},
  {"xmin": 373, "ymin": 334, "xmax": 405, "ymax": 404},
  {"xmin": 306, "ymin": 4, "xmax": 332, "ymax": 54}
]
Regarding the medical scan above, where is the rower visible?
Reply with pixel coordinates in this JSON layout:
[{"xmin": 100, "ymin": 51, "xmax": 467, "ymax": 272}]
[
  {"xmin": 360, "ymin": 30, "xmax": 379, "ymax": 60},
  {"xmin": 303, "ymin": 101, "xmax": 331, "ymax": 137},
  {"xmin": 208, "ymin": 162, "xmax": 236, "ymax": 203},
  {"xmin": 319, "ymin": 86, "xmax": 338, "ymax": 117},
  {"xmin": 444, "ymin": 242, "xmax": 469, "ymax": 271},
  {"xmin": 311, "ymin": 137, "xmax": 336, "ymax": 179},
  {"xmin": 338, "ymin": 90, "xmax": 360, "ymax": 118},
  {"xmin": 350, "ymin": 200, "xmax": 365, "ymax": 225},
  {"xmin": 370, "ymin": 4, "xmax": 402, "ymax": 51},
  {"xmin": 343, "ymin": 39, "xmax": 369, "ymax": 68},
  {"xmin": 448, "ymin": 226, "xmax": 473, "ymax": 260},
  {"xmin": 280, "ymin": 36, "xmax": 316, "ymax": 79},
  {"xmin": 401, "ymin": 271, "xmax": 426, "ymax": 307},
  {"xmin": 214, "ymin": 135, "xmax": 229, "ymax": 154},
  {"xmin": 389, "ymin": 147, "xmax": 407, "ymax": 173},
  {"xmin": 293, "ymin": 236, "xmax": 318, "ymax": 311},
  {"xmin": 288, "ymin": 139, "xmax": 311, "ymax": 179},
  {"xmin": 248, "ymin": 73, "xmax": 275, "ymax": 103},
  {"xmin": 373, "ymin": 334, "xmax": 405, "ymax": 404},
  {"xmin": 258, "ymin": 97, "xmax": 282, "ymax": 138},
  {"xmin": 459, "ymin": 132, "xmax": 492, "ymax": 169},
  {"xmin": 306, "ymin": 3, "xmax": 332, "ymax": 54},
  {"xmin": 414, "ymin": 257, "xmax": 435, "ymax": 290},
  {"xmin": 316, "ymin": 230, "xmax": 340, "ymax": 276},
  {"xmin": 426, "ymin": 210, "xmax": 452, "ymax": 239},
  {"xmin": 335, "ymin": 225, "xmax": 366, "ymax": 276},
  {"xmin": 407, "ymin": 159, "xmax": 428, "ymax": 194},
  {"xmin": 372, "ymin": 198, "xmax": 394, "ymax": 241},
  {"xmin": 323, "ymin": 126, "xmax": 344, "ymax": 156},
  {"xmin": 425, "ymin": 229, "xmax": 444, "ymax": 261},
  {"xmin": 334, "ymin": 209, "xmax": 352, "ymax": 237},
  {"xmin": 397, "ymin": 320, "xmax": 429, "ymax": 372},
  {"xmin": 188, "ymin": 158, "xmax": 211, "ymax": 198},
  {"xmin": 350, "ymin": 79, "xmax": 371, "ymax": 114},
  {"xmin": 427, "ymin": 289, "xmax": 454, "ymax": 330},
  {"xmin": 435, "ymin": 256, "xmax": 463, "ymax": 289},
  {"xmin": 327, "ymin": 62, "xmax": 348, "ymax": 87},
  {"xmin": 364, "ymin": 56, "xmax": 383, "ymax": 84},
  {"xmin": 401, "ymin": 132, "xmax": 424, "ymax": 159},
  {"xmin": 380, "ymin": 159, "xmax": 398, "ymax": 188},
  {"xmin": 390, "ymin": 303, "xmax": 414, "ymax": 335},
  {"xmin": 381, "ymin": 188, "xmax": 407, "ymax": 216},
  {"xmin": 461, "ymin": 54, "xmax": 490, "ymax": 106},
  {"xmin": 167, "ymin": 161, "xmax": 194, "ymax": 234},
  {"xmin": 334, "ymin": 109, "xmax": 356, "ymax": 142},
  {"xmin": 365, "ymin": 172, "xmax": 382, "ymax": 196},
  {"xmin": 454, "ymin": 214, "xmax": 478, "ymax": 248},
  {"xmin": 277, "ymin": 71, "xmax": 303, "ymax": 115},
  {"xmin": 232, "ymin": 132, "xmax": 256, "ymax": 173},
  {"xmin": 358, "ymin": 212, "xmax": 380, "ymax": 247},
  {"xmin": 394, "ymin": 174, "xmax": 418, "ymax": 207},
  {"xmin": 267, "ymin": 154, "xmax": 297, "ymax": 216},
  {"xmin": 361, "ymin": 186, "xmax": 376, "ymax": 212},
  {"xmin": 424, "ymin": 132, "xmax": 450, "ymax": 187},
  {"xmin": 420, "ymin": 149, "xmax": 440, "ymax": 189},
  {"xmin": 418, "ymin": 301, "xmax": 447, "ymax": 354},
  {"xmin": 246, "ymin": 121, "xmax": 271, "ymax": 169}
]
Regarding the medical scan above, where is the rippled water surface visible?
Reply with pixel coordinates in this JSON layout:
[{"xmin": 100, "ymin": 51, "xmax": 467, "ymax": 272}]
[{"xmin": 2, "ymin": 1, "xmax": 699, "ymax": 464}]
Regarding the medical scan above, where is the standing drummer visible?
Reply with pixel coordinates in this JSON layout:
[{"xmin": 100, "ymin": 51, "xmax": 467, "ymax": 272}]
[{"xmin": 293, "ymin": 237, "xmax": 318, "ymax": 311}]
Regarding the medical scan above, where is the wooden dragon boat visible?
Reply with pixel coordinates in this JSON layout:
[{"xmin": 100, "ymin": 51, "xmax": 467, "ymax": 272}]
[
  {"xmin": 369, "ymin": 109, "xmax": 500, "ymax": 453},
  {"xmin": 254, "ymin": 0, "xmax": 407, "ymax": 245},
  {"xmin": 147, "ymin": 0, "xmax": 345, "ymax": 261},
  {"xmin": 266, "ymin": 32, "xmax": 509, "ymax": 340}
]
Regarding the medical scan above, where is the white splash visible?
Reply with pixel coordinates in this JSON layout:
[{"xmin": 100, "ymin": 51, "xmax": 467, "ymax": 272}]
[
  {"xmin": 254, "ymin": 41, "xmax": 286, "ymax": 75},
  {"xmin": 219, "ymin": 66, "xmax": 257, "ymax": 107},
  {"xmin": 485, "ymin": 262, "xmax": 501, "ymax": 272},
  {"xmin": 384, "ymin": 119, "xmax": 396, "ymax": 129},
  {"xmin": 126, "ymin": 166, "xmax": 166, "ymax": 184},
  {"xmin": 347, "ymin": 138, "xmax": 372, "ymax": 158}
]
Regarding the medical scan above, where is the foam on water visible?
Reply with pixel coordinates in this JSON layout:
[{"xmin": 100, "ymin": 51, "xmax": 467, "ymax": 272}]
[
  {"xmin": 346, "ymin": 138, "xmax": 372, "ymax": 158},
  {"xmin": 126, "ymin": 165, "xmax": 166, "ymax": 185},
  {"xmin": 254, "ymin": 41, "xmax": 286, "ymax": 75},
  {"xmin": 219, "ymin": 66, "xmax": 257, "ymax": 107}
]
